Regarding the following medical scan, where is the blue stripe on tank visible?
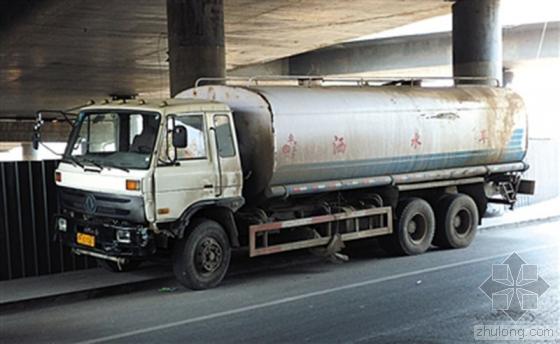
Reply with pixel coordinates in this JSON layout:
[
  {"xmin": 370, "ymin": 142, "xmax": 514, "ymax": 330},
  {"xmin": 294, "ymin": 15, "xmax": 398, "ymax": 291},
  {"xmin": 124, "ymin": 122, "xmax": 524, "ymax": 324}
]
[
  {"xmin": 276, "ymin": 148, "xmax": 526, "ymax": 180},
  {"xmin": 507, "ymin": 128, "xmax": 525, "ymax": 148}
]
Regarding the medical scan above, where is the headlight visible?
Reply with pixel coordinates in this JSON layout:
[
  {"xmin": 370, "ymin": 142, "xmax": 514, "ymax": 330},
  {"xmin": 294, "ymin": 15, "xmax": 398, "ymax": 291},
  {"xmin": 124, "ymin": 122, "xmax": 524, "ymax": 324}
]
[
  {"xmin": 116, "ymin": 229, "xmax": 132, "ymax": 244},
  {"xmin": 57, "ymin": 217, "xmax": 67, "ymax": 232}
]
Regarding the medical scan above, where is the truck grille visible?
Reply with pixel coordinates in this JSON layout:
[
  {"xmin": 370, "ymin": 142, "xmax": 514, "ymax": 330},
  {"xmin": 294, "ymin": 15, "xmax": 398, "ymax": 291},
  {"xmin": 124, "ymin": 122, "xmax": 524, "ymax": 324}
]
[{"xmin": 58, "ymin": 187, "xmax": 145, "ymax": 223}]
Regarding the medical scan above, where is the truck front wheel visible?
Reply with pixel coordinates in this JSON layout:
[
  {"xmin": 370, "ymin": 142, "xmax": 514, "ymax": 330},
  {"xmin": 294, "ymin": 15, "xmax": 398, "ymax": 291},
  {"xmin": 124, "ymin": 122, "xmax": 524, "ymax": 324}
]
[
  {"xmin": 173, "ymin": 219, "xmax": 231, "ymax": 290},
  {"xmin": 433, "ymin": 193, "xmax": 479, "ymax": 249}
]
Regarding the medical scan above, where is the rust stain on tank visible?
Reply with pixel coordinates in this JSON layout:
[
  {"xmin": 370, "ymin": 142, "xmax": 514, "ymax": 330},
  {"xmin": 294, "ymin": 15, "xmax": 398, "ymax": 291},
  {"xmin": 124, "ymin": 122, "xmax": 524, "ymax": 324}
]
[
  {"xmin": 483, "ymin": 88, "xmax": 519, "ymax": 162},
  {"xmin": 423, "ymin": 112, "xmax": 460, "ymax": 120},
  {"xmin": 208, "ymin": 86, "xmax": 216, "ymax": 101}
]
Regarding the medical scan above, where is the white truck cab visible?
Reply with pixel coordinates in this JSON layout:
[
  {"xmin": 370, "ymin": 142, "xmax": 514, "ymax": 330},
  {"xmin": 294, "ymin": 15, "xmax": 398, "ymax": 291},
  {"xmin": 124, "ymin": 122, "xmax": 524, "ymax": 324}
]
[{"xmin": 54, "ymin": 99, "xmax": 243, "ymax": 285}]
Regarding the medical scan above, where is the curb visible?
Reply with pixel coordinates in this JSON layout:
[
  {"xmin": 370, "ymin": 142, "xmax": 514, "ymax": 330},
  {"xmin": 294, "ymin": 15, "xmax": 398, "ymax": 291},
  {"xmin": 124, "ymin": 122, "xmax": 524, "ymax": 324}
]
[
  {"xmin": 479, "ymin": 215, "xmax": 560, "ymax": 231},
  {"xmin": 0, "ymin": 275, "xmax": 174, "ymax": 313},
  {"xmin": 0, "ymin": 251, "xmax": 322, "ymax": 312}
]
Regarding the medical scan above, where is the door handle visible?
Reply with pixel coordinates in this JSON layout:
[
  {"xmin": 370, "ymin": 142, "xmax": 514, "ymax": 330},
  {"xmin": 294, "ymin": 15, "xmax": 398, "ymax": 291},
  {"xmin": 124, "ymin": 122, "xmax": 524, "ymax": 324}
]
[{"xmin": 204, "ymin": 184, "xmax": 214, "ymax": 189}]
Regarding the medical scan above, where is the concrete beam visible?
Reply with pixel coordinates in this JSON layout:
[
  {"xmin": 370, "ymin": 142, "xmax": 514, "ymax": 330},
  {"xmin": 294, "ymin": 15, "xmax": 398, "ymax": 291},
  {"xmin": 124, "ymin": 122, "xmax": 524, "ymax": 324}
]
[
  {"xmin": 0, "ymin": 121, "xmax": 70, "ymax": 142},
  {"xmin": 230, "ymin": 22, "xmax": 559, "ymax": 77}
]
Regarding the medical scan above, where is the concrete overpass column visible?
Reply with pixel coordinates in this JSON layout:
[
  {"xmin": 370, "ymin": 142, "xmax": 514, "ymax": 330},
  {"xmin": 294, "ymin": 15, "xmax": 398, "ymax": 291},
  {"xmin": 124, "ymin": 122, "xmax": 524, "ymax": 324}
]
[
  {"xmin": 166, "ymin": 0, "xmax": 225, "ymax": 96},
  {"xmin": 452, "ymin": 0, "xmax": 502, "ymax": 86}
]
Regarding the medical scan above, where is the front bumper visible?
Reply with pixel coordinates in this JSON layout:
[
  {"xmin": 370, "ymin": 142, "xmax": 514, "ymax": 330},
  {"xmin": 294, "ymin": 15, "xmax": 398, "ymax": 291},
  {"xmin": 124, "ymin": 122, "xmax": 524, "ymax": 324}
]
[{"xmin": 55, "ymin": 214, "xmax": 156, "ymax": 258}]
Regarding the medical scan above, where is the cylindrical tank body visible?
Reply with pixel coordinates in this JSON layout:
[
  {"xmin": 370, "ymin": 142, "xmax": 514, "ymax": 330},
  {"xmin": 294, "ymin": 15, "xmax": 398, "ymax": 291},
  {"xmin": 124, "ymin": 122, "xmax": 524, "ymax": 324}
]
[{"xmin": 178, "ymin": 85, "xmax": 527, "ymax": 199}]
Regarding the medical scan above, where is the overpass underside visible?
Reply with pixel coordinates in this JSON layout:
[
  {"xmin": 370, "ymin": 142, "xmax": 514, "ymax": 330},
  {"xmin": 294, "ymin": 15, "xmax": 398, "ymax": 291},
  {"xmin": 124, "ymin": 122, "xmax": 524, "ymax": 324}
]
[
  {"xmin": 0, "ymin": 0, "xmax": 450, "ymax": 117},
  {"xmin": 232, "ymin": 22, "xmax": 559, "ymax": 78}
]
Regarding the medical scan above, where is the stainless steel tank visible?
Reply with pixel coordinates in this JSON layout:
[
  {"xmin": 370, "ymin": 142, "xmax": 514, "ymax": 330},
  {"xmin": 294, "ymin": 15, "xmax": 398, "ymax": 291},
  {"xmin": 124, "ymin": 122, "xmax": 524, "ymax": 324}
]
[{"xmin": 178, "ymin": 85, "xmax": 527, "ymax": 199}]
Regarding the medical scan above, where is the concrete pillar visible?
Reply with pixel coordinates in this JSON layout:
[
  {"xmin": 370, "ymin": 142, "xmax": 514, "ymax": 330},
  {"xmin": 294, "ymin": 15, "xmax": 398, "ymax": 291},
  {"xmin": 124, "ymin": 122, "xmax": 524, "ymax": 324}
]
[
  {"xmin": 166, "ymin": 0, "xmax": 225, "ymax": 97},
  {"xmin": 452, "ymin": 0, "xmax": 502, "ymax": 86}
]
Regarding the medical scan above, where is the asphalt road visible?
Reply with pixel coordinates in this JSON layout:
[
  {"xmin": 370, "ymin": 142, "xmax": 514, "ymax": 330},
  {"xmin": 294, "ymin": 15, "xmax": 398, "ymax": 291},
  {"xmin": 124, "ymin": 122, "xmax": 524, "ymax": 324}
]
[{"xmin": 1, "ymin": 220, "xmax": 559, "ymax": 344}]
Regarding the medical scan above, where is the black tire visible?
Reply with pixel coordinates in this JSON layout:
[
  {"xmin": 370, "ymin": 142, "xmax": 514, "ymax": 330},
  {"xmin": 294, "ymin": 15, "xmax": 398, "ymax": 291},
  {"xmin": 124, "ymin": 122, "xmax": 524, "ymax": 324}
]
[
  {"xmin": 97, "ymin": 258, "xmax": 142, "ymax": 272},
  {"xmin": 433, "ymin": 193, "xmax": 479, "ymax": 249},
  {"xmin": 383, "ymin": 198, "xmax": 435, "ymax": 255},
  {"xmin": 173, "ymin": 219, "xmax": 231, "ymax": 290}
]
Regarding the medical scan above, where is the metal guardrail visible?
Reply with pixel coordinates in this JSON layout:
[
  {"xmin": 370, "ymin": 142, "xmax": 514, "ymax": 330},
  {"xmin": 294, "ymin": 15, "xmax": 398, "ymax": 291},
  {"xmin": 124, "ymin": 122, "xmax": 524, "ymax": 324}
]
[{"xmin": 0, "ymin": 160, "xmax": 95, "ymax": 281}]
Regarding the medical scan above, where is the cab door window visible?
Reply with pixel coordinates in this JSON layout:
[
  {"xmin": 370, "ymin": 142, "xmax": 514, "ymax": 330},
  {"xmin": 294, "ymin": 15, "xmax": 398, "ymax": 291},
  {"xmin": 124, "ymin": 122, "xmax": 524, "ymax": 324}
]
[
  {"xmin": 214, "ymin": 115, "xmax": 236, "ymax": 157},
  {"xmin": 161, "ymin": 114, "xmax": 207, "ymax": 161}
]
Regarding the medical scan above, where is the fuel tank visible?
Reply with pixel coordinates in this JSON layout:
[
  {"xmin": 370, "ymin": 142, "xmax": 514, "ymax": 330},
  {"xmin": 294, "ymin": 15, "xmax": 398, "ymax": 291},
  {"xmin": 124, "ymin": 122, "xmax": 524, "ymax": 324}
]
[{"xmin": 178, "ymin": 85, "xmax": 527, "ymax": 199}]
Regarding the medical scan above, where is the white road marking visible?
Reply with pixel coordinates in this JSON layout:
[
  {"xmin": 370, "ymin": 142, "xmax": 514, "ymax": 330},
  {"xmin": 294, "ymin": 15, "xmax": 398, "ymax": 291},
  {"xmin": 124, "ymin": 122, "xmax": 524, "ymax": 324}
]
[{"xmin": 79, "ymin": 244, "xmax": 557, "ymax": 344}]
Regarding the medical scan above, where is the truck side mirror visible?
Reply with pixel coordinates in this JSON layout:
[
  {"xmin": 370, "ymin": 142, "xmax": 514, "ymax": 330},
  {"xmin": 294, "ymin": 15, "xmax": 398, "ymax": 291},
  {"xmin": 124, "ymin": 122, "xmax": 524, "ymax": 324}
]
[
  {"xmin": 32, "ymin": 131, "xmax": 41, "ymax": 150},
  {"xmin": 172, "ymin": 126, "xmax": 188, "ymax": 148},
  {"xmin": 32, "ymin": 112, "xmax": 44, "ymax": 150}
]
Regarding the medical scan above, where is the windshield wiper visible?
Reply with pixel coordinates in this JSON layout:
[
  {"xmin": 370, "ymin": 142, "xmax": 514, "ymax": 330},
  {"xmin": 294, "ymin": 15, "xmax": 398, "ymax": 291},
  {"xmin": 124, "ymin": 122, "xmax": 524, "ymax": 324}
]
[
  {"xmin": 62, "ymin": 155, "xmax": 84, "ymax": 169},
  {"xmin": 103, "ymin": 163, "xmax": 130, "ymax": 173},
  {"xmin": 81, "ymin": 157, "xmax": 129, "ymax": 173},
  {"xmin": 74, "ymin": 156, "xmax": 130, "ymax": 173},
  {"xmin": 79, "ymin": 157, "xmax": 104, "ymax": 170}
]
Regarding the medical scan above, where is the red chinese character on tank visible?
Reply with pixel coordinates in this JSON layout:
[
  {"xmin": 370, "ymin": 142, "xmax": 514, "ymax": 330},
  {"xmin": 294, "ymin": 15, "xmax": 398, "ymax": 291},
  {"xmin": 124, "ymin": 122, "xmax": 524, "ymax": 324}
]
[
  {"xmin": 333, "ymin": 136, "xmax": 347, "ymax": 155},
  {"xmin": 479, "ymin": 129, "xmax": 488, "ymax": 144},
  {"xmin": 411, "ymin": 131, "xmax": 422, "ymax": 149},
  {"xmin": 282, "ymin": 134, "xmax": 297, "ymax": 159}
]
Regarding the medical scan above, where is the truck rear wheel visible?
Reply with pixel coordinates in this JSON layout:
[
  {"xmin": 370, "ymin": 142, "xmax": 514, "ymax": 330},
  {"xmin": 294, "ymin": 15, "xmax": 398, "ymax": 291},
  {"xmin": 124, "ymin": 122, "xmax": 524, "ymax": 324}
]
[
  {"xmin": 433, "ymin": 193, "xmax": 478, "ymax": 249},
  {"xmin": 173, "ymin": 219, "xmax": 231, "ymax": 290},
  {"xmin": 383, "ymin": 198, "xmax": 435, "ymax": 255}
]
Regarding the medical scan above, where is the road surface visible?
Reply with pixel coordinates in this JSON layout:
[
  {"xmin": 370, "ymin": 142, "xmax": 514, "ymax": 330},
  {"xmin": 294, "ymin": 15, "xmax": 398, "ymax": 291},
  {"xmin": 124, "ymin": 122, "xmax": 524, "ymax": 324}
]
[{"xmin": 1, "ymin": 220, "xmax": 559, "ymax": 343}]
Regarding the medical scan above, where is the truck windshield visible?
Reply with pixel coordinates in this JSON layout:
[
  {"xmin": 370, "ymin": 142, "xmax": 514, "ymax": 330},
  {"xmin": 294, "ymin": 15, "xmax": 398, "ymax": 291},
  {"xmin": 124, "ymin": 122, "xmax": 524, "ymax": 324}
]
[{"xmin": 64, "ymin": 110, "xmax": 161, "ymax": 170}]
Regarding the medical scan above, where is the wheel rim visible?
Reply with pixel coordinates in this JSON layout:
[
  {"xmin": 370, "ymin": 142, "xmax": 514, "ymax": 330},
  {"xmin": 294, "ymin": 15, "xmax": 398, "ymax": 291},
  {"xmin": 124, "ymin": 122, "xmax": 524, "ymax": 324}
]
[
  {"xmin": 195, "ymin": 237, "xmax": 223, "ymax": 275},
  {"xmin": 407, "ymin": 213, "xmax": 428, "ymax": 243},
  {"xmin": 453, "ymin": 209, "xmax": 472, "ymax": 236}
]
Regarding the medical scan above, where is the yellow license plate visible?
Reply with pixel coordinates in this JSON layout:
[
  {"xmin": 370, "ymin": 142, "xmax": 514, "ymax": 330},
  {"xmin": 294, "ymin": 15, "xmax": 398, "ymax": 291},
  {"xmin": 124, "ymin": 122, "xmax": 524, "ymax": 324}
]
[{"xmin": 77, "ymin": 232, "xmax": 95, "ymax": 247}]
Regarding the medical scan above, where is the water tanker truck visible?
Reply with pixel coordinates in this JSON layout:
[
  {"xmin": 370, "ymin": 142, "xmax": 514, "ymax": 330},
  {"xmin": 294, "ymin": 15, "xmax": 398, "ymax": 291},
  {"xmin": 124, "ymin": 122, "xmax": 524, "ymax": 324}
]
[{"xmin": 48, "ymin": 77, "xmax": 534, "ymax": 289}]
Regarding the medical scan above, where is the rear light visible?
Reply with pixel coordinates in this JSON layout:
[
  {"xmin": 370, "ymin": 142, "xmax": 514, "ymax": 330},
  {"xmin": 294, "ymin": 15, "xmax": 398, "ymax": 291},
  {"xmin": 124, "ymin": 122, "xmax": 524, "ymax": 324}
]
[
  {"xmin": 126, "ymin": 179, "xmax": 141, "ymax": 191},
  {"xmin": 55, "ymin": 172, "xmax": 62, "ymax": 182}
]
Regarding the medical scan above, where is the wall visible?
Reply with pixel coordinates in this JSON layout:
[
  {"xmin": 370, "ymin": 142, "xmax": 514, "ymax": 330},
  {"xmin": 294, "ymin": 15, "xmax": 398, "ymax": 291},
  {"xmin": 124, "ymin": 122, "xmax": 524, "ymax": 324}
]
[{"xmin": 0, "ymin": 160, "xmax": 95, "ymax": 281}]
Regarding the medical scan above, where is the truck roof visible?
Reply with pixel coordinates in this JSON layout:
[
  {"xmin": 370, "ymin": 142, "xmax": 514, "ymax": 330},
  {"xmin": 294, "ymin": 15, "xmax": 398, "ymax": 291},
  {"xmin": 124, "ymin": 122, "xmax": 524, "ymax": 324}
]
[{"xmin": 79, "ymin": 97, "xmax": 230, "ymax": 114}]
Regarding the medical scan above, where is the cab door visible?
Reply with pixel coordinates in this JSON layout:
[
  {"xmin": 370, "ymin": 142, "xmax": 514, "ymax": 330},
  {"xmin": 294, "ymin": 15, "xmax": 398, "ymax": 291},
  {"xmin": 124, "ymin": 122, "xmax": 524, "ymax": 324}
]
[
  {"xmin": 209, "ymin": 113, "xmax": 243, "ymax": 199},
  {"xmin": 154, "ymin": 112, "xmax": 217, "ymax": 221}
]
